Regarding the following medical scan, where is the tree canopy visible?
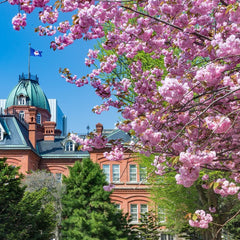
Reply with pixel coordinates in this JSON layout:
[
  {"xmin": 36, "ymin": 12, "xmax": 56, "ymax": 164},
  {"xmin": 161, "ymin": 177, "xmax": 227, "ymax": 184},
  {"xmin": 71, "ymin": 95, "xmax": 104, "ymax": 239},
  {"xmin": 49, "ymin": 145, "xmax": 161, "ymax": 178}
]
[
  {"xmin": 61, "ymin": 158, "xmax": 134, "ymax": 240},
  {"xmin": 5, "ymin": 0, "xmax": 240, "ymax": 230},
  {"xmin": 0, "ymin": 158, "xmax": 56, "ymax": 240}
]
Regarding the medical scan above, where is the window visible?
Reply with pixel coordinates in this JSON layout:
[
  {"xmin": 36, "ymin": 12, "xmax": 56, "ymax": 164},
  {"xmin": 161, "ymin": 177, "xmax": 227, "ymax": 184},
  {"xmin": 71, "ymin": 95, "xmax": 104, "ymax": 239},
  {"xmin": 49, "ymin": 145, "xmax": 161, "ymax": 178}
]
[
  {"xmin": 65, "ymin": 141, "xmax": 74, "ymax": 151},
  {"xmin": 129, "ymin": 164, "xmax": 137, "ymax": 182},
  {"xmin": 140, "ymin": 166, "xmax": 147, "ymax": 182},
  {"xmin": 161, "ymin": 234, "xmax": 174, "ymax": 240},
  {"xmin": 130, "ymin": 204, "xmax": 138, "ymax": 222},
  {"xmin": 112, "ymin": 164, "xmax": 120, "ymax": 182},
  {"xmin": 140, "ymin": 204, "xmax": 148, "ymax": 215},
  {"xmin": 55, "ymin": 173, "xmax": 62, "ymax": 183},
  {"xmin": 18, "ymin": 95, "xmax": 26, "ymax": 105},
  {"xmin": 161, "ymin": 234, "xmax": 167, "ymax": 240},
  {"xmin": 19, "ymin": 111, "xmax": 25, "ymax": 122},
  {"xmin": 36, "ymin": 113, "xmax": 41, "ymax": 124},
  {"xmin": 158, "ymin": 208, "xmax": 166, "ymax": 223},
  {"xmin": 114, "ymin": 204, "xmax": 121, "ymax": 210},
  {"xmin": 103, "ymin": 164, "xmax": 110, "ymax": 182}
]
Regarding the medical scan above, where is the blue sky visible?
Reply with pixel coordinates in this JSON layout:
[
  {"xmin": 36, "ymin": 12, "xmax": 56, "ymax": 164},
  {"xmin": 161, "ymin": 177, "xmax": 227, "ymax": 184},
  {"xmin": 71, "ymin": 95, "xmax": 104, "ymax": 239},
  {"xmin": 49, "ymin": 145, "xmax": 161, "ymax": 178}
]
[{"xmin": 0, "ymin": 3, "xmax": 120, "ymax": 134}]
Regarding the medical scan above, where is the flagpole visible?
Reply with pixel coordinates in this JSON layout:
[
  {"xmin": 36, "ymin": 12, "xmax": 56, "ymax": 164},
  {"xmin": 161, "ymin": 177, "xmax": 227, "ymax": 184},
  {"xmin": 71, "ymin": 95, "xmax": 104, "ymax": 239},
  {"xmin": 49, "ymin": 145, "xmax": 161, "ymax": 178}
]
[{"xmin": 28, "ymin": 43, "xmax": 31, "ymax": 79}]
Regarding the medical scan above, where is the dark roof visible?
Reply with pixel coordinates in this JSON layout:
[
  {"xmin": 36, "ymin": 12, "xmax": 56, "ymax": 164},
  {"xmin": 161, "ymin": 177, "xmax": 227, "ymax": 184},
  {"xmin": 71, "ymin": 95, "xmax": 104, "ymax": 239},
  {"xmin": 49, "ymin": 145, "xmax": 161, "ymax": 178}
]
[
  {"xmin": 37, "ymin": 136, "xmax": 89, "ymax": 159},
  {"xmin": 0, "ymin": 116, "xmax": 130, "ymax": 157},
  {"xmin": 105, "ymin": 129, "xmax": 131, "ymax": 143},
  {"xmin": 0, "ymin": 116, "xmax": 35, "ymax": 151}
]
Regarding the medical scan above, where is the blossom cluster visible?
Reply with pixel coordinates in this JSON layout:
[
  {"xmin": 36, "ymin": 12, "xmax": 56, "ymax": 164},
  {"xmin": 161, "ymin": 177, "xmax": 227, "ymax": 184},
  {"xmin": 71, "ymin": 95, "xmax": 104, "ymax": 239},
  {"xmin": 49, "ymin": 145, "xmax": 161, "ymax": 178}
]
[
  {"xmin": 39, "ymin": 6, "xmax": 58, "ymax": 24},
  {"xmin": 70, "ymin": 133, "xmax": 107, "ymax": 151},
  {"xmin": 189, "ymin": 210, "xmax": 213, "ymax": 229},
  {"xmin": 12, "ymin": 13, "xmax": 26, "ymax": 31},
  {"xmin": 176, "ymin": 151, "xmax": 216, "ymax": 187},
  {"xmin": 104, "ymin": 144, "xmax": 124, "ymax": 161},
  {"xmin": 213, "ymin": 178, "xmax": 240, "ymax": 197},
  {"xmin": 205, "ymin": 115, "xmax": 232, "ymax": 134}
]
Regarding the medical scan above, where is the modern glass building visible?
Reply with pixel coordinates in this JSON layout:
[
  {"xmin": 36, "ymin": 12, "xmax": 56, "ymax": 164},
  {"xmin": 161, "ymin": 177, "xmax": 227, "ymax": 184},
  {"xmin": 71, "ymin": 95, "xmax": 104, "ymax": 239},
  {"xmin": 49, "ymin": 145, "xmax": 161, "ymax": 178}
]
[{"xmin": 48, "ymin": 99, "xmax": 67, "ymax": 136}]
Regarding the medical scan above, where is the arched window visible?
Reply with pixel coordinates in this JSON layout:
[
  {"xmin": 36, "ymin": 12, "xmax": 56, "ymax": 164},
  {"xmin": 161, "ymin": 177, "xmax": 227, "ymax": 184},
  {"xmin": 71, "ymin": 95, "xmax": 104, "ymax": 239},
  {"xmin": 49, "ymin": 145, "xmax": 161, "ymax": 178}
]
[
  {"xmin": 19, "ymin": 111, "xmax": 25, "ymax": 122},
  {"xmin": 18, "ymin": 95, "xmax": 26, "ymax": 105},
  {"xmin": 36, "ymin": 113, "xmax": 41, "ymax": 124},
  {"xmin": 65, "ymin": 141, "xmax": 74, "ymax": 151}
]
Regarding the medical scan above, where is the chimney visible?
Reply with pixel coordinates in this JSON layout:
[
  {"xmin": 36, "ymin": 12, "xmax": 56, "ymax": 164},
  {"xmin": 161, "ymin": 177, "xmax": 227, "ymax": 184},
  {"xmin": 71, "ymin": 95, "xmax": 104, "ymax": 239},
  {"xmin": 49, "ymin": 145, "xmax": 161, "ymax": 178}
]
[
  {"xmin": 43, "ymin": 121, "xmax": 56, "ymax": 141},
  {"xmin": 28, "ymin": 107, "xmax": 37, "ymax": 148},
  {"xmin": 55, "ymin": 129, "xmax": 62, "ymax": 136},
  {"xmin": 96, "ymin": 123, "xmax": 103, "ymax": 136}
]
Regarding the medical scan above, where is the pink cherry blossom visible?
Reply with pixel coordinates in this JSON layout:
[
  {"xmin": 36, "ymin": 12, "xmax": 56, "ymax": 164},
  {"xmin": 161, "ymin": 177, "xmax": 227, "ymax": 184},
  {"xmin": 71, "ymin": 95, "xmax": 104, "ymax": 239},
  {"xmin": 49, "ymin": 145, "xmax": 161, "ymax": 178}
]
[
  {"xmin": 103, "ymin": 184, "xmax": 115, "ymax": 192},
  {"xmin": 104, "ymin": 145, "xmax": 124, "ymax": 161},
  {"xmin": 189, "ymin": 210, "xmax": 213, "ymax": 229},
  {"xmin": 12, "ymin": 13, "xmax": 26, "ymax": 31},
  {"xmin": 205, "ymin": 116, "xmax": 232, "ymax": 134}
]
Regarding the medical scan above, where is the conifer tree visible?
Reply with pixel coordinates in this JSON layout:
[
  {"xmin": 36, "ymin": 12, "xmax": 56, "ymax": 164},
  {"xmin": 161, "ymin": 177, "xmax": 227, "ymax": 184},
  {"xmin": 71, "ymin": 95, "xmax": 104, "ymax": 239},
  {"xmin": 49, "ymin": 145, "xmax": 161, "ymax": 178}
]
[
  {"xmin": 135, "ymin": 211, "xmax": 161, "ymax": 240},
  {"xmin": 61, "ymin": 158, "xmax": 134, "ymax": 240},
  {"xmin": 0, "ymin": 158, "xmax": 56, "ymax": 240}
]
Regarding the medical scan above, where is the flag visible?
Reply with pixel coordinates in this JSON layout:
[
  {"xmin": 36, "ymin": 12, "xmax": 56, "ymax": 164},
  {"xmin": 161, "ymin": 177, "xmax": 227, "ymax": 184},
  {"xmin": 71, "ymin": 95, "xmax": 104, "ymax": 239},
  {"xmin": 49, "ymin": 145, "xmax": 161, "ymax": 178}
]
[{"xmin": 30, "ymin": 47, "xmax": 42, "ymax": 57}]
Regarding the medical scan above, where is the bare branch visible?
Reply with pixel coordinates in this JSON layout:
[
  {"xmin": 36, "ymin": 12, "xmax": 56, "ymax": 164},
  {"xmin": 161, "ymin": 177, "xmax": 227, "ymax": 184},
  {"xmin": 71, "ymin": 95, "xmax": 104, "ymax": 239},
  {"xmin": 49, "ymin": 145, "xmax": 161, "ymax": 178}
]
[
  {"xmin": 220, "ymin": 0, "xmax": 228, "ymax": 6},
  {"xmin": 213, "ymin": 209, "xmax": 240, "ymax": 240}
]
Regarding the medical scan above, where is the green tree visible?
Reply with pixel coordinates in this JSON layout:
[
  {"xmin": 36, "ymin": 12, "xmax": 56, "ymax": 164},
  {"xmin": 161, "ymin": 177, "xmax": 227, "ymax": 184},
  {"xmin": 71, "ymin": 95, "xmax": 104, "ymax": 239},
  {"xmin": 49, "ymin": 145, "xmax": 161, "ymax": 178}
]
[
  {"xmin": 140, "ymin": 155, "xmax": 240, "ymax": 240},
  {"xmin": 61, "ymin": 158, "xmax": 134, "ymax": 240},
  {"xmin": 0, "ymin": 158, "xmax": 57, "ymax": 240},
  {"xmin": 135, "ymin": 211, "xmax": 161, "ymax": 240}
]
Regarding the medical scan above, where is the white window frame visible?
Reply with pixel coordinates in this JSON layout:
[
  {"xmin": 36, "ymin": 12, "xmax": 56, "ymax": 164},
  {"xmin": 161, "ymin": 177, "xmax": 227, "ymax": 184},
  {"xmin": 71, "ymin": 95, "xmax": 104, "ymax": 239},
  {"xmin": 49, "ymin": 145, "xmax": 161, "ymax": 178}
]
[
  {"xmin": 140, "ymin": 204, "xmax": 148, "ymax": 215},
  {"xmin": 129, "ymin": 164, "xmax": 137, "ymax": 182},
  {"xmin": 130, "ymin": 204, "xmax": 138, "ymax": 222},
  {"xmin": 140, "ymin": 166, "xmax": 147, "ymax": 182},
  {"xmin": 112, "ymin": 164, "xmax": 120, "ymax": 182},
  {"xmin": 18, "ymin": 95, "xmax": 26, "ymax": 105},
  {"xmin": 65, "ymin": 141, "xmax": 74, "ymax": 151},
  {"xmin": 103, "ymin": 164, "xmax": 110, "ymax": 183},
  {"xmin": 19, "ymin": 111, "xmax": 25, "ymax": 122},
  {"xmin": 36, "ymin": 113, "xmax": 41, "ymax": 124}
]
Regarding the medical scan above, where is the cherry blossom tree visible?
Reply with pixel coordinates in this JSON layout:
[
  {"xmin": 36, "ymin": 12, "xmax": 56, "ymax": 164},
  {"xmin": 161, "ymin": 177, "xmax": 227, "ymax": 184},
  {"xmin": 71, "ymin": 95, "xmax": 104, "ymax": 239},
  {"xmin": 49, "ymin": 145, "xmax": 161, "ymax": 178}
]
[{"xmin": 4, "ymin": 0, "xmax": 240, "ymax": 233}]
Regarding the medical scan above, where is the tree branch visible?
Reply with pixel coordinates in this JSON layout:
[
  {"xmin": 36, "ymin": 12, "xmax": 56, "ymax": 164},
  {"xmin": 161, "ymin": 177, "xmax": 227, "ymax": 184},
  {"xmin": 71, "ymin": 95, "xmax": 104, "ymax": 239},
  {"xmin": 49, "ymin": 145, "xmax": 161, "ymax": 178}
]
[
  {"xmin": 213, "ymin": 208, "xmax": 240, "ymax": 240},
  {"xmin": 121, "ymin": 6, "xmax": 212, "ymax": 41}
]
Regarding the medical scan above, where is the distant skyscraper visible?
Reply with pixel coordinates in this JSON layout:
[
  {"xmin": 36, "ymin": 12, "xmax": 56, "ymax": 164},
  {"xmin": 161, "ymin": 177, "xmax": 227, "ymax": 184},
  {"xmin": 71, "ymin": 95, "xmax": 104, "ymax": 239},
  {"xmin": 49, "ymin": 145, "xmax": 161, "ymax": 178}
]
[
  {"xmin": 48, "ymin": 99, "xmax": 67, "ymax": 136},
  {"xmin": 0, "ymin": 99, "xmax": 6, "ymax": 115}
]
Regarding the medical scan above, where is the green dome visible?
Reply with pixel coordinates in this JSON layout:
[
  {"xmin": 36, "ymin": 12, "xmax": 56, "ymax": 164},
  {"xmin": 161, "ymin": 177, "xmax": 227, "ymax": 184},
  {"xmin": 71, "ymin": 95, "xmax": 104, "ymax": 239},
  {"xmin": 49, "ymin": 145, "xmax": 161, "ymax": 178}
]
[{"xmin": 5, "ymin": 74, "xmax": 50, "ymax": 113}]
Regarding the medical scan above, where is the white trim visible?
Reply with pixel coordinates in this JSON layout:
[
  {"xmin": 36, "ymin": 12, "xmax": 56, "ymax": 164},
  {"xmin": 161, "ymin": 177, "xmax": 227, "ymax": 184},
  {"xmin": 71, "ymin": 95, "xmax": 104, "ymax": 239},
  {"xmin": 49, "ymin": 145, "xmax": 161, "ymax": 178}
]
[
  {"xmin": 129, "ymin": 164, "xmax": 137, "ymax": 182},
  {"xmin": 18, "ymin": 95, "xmax": 26, "ymax": 105},
  {"xmin": 140, "ymin": 204, "xmax": 148, "ymax": 215},
  {"xmin": 19, "ymin": 111, "xmax": 25, "ymax": 122},
  {"xmin": 130, "ymin": 204, "xmax": 138, "ymax": 223},
  {"xmin": 112, "ymin": 164, "xmax": 120, "ymax": 182},
  {"xmin": 103, "ymin": 164, "xmax": 110, "ymax": 182},
  {"xmin": 65, "ymin": 140, "xmax": 75, "ymax": 151}
]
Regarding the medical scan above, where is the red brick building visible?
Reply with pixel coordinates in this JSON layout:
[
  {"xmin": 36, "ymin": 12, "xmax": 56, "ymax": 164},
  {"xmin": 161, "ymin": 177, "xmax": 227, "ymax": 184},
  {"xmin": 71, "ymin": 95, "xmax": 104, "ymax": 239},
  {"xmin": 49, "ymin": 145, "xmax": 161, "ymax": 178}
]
[{"xmin": 0, "ymin": 74, "xmax": 150, "ymax": 222}]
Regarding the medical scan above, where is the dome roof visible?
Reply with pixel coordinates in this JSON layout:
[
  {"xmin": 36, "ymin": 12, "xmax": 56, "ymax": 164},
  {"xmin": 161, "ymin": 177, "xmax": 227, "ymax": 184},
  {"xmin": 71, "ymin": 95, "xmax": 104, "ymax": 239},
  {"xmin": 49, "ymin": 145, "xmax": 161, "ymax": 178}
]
[{"xmin": 5, "ymin": 74, "xmax": 50, "ymax": 113}]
